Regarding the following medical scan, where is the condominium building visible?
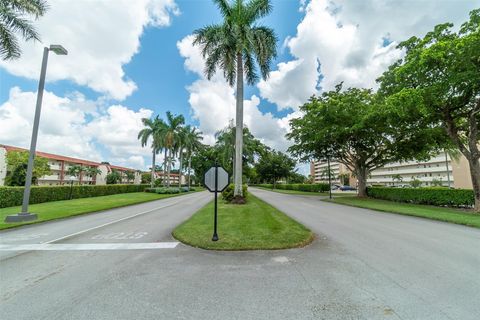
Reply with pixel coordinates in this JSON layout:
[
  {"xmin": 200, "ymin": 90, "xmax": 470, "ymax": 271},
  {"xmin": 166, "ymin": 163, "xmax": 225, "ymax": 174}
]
[
  {"xmin": 0, "ymin": 144, "xmax": 141, "ymax": 186},
  {"xmin": 310, "ymin": 161, "xmax": 353, "ymax": 185},
  {"xmin": 310, "ymin": 151, "xmax": 473, "ymax": 189},
  {"xmin": 153, "ymin": 171, "xmax": 187, "ymax": 186}
]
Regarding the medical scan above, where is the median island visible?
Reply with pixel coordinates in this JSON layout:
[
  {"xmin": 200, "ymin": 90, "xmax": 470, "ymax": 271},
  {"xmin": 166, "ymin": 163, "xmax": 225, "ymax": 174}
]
[{"xmin": 172, "ymin": 195, "xmax": 314, "ymax": 250}]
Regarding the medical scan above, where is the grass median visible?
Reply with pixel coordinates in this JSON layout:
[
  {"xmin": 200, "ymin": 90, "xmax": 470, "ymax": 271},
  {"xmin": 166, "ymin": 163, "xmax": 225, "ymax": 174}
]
[
  {"xmin": 173, "ymin": 195, "xmax": 314, "ymax": 250},
  {"xmin": 254, "ymin": 186, "xmax": 329, "ymax": 196},
  {"xmin": 325, "ymin": 196, "xmax": 480, "ymax": 228},
  {"xmin": 0, "ymin": 191, "xmax": 199, "ymax": 230}
]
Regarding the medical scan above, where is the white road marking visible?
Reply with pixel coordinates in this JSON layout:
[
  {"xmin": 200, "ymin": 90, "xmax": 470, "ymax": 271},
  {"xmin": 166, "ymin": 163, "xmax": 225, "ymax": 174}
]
[
  {"xmin": 0, "ymin": 242, "xmax": 179, "ymax": 251},
  {"xmin": 44, "ymin": 202, "xmax": 177, "ymax": 244},
  {"xmin": 0, "ymin": 233, "xmax": 49, "ymax": 242},
  {"xmin": 91, "ymin": 232, "xmax": 148, "ymax": 240}
]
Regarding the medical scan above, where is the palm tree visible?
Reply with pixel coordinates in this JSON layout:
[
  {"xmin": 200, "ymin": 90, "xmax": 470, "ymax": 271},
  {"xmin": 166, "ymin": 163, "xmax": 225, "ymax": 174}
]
[
  {"xmin": 0, "ymin": 0, "xmax": 48, "ymax": 60},
  {"xmin": 138, "ymin": 116, "xmax": 167, "ymax": 188},
  {"xmin": 193, "ymin": 0, "xmax": 277, "ymax": 199},
  {"xmin": 164, "ymin": 111, "xmax": 185, "ymax": 187},
  {"xmin": 85, "ymin": 167, "xmax": 101, "ymax": 185},
  {"xmin": 184, "ymin": 126, "xmax": 204, "ymax": 189},
  {"xmin": 125, "ymin": 171, "xmax": 135, "ymax": 184},
  {"xmin": 66, "ymin": 164, "xmax": 84, "ymax": 184}
]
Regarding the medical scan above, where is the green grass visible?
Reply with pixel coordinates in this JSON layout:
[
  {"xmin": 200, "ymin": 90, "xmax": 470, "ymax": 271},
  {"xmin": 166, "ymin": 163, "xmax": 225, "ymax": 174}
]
[
  {"xmin": 325, "ymin": 196, "xmax": 480, "ymax": 228},
  {"xmin": 173, "ymin": 195, "xmax": 314, "ymax": 250},
  {"xmin": 0, "ymin": 191, "xmax": 197, "ymax": 230}
]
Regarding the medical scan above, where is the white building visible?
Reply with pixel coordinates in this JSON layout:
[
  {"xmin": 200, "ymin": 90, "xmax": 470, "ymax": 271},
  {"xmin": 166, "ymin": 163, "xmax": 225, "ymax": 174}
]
[{"xmin": 311, "ymin": 151, "xmax": 473, "ymax": 189}]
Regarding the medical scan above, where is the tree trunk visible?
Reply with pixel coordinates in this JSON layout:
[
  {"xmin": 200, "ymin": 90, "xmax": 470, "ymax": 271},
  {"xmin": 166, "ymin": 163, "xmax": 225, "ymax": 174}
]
[
  {"xmin": 178, "ymin": 147, "xmax": 183, "ymax": 188},
  {"xmin": 234, "ymin": 53, "xmax": 244, "ymax": 197},
  {"xmin": 356, "ymin": 166, "xmax": 368, "ymax": 197},
  {"xmin": 188, "ymin": 157, "xmax": 192, "ymax": 189},
  {"xmin": 151, "ymin": 149, "xmax": 155, "ymax": 188},
  {"xmin": 467, "ymin": 157, "xmax": 480, "ymax": 212},
  {"xmin": 163, "ymin": 148, "xmax": 167, "ymax": 187},
  {"xmin": 167, "ymin": 148, "xmax": 172, "ymax": 188}
]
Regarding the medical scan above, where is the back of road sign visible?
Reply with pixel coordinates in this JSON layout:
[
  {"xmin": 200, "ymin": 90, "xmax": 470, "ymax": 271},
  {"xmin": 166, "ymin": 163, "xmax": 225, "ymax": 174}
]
[{"xmin": 204, "ymin": 166, "xmax": 229, "ymax": 192}]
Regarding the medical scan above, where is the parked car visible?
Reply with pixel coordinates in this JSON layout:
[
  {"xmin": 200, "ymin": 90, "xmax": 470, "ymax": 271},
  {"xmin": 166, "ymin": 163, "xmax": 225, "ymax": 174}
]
[
  {"xmin": 331, "ymin": 184, "xmax": 341, "ymax": 190},
  {"xmin": 339, "ymin": 185, "xmax": 356, "ymax": 191}
]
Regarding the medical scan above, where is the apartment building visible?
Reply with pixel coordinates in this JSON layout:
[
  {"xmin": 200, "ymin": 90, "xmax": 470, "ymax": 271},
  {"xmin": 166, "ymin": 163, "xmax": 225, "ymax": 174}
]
[
  {"xmin": 310, "ymin": 151, "xmax": 473, "ymax": 189},
  {"xmin": 310, "ymin": 161, "xmax": 352, "ymax": 185},
  {"xmin": 153, "ymin": 171, "xmax": 187, "ymax": 186},
  {"xmin": 0, "ymin": 144, "xmax": 141, "ymax": 186}
]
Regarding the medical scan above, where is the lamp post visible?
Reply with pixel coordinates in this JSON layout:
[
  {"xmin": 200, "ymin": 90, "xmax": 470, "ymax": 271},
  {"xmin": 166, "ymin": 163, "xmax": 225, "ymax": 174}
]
[{"xmin": 5, "ymin": 45, "xmax": 68, "ymax": 223}]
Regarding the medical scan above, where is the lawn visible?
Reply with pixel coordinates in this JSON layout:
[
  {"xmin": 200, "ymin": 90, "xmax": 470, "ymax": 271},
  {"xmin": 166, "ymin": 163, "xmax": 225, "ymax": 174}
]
[
  {"xmin": 0, "ymin": 191, "xmax": 197, "ymax": 230},
  {"xmin": 325, "ymin": 196, "xmax": 480, "ymax": 228},
  {"xmin": 172, "ymin": 195, "xmax": 314, "ymax": 250}
]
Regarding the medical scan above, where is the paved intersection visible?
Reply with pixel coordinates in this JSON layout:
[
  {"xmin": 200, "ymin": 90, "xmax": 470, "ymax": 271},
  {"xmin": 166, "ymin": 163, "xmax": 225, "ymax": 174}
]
[{"xmin": 1, "ymin": 188, "xmax": 479, "ymax": 320}]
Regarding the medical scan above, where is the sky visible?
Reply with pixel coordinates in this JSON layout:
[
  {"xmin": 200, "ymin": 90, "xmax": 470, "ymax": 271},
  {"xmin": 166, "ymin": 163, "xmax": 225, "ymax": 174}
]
[{"xmin": 0, "ymin": 0, "xmax": 478, "ymax": 174}]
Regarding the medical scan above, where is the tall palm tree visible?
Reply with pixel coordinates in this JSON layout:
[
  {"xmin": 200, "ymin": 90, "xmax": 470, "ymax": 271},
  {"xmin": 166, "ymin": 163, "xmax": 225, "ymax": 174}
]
[
  {"xmin": 193, "ymin": 0, "xmax": 277, "ymax": 198},
  {"xmin": 0, "ymin": 0, "xmax": 48, "ymax": 60},
  {"xmin": 85, "ymin": 167, "xmax": 101, "ymax": 185},
  {"xmin": 138, "ymin": 116, "xmax": 167, "ymax": 188},
  {"xmin": 66, "ymin": 164, "xmax": 84, "ymax": 185},
  {"xmin": 164, "ymin": 111, "xmax": 185, "ymax": 187},
  {"xmin": 184, "ymin": 126, "xmax": 204, "ymax": 189},
  {"xmin": 175, "ymin": 125, "xmax": 190, "ymax": 188}
]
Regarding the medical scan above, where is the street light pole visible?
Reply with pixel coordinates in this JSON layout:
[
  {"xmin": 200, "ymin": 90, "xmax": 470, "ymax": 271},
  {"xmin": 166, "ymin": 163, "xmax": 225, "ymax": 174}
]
[{"xmin": 5, "ymin": 45, "xmax": 67, "ymax": 223}]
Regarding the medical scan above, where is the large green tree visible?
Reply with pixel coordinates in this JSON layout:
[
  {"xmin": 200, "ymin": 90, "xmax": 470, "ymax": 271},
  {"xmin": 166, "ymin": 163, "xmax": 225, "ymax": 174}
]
[
  {"xmin": 5, "ymin": 150, "xmax": 51, "ymax": 186},
  {"xmin": 193, "ymin": 0, "xmax": 277, "ymax": 199},
  {"xmin": 287, "ymin": 85, "xmax": 444, "ymax": 197},
  {"xmin": 184, "ymin": 126, "xmax": 204, "ymax": 189},
  {"xmin": 164, "ymin": 111, "xmax": 185, "ymax": 187},
  {"xmin": 378, "ymin": 9, "xmax": 480, "ymax": 211},
  {"xmin": 0, "ymin": 0, "xmax": 48, "ymax": 60},
  {"xmin": 255, "ymin": 150, "xmax": 295, "ymax": 187},
  {"xmin": 138, "ymin": 115, "xmax": 167, "ymax": 188}
]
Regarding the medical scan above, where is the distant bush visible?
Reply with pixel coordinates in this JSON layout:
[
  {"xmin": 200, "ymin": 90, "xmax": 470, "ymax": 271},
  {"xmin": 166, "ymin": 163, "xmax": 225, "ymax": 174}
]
[
  {"xmin": 222, "ymin": 184, "xmax": 248, "ymax": 202},
  {"xmin": 256, "ymin": 183, "xmax": 330, "ymax": 193},
  {"xmin": 145, "ymin": 187, "xmax": 184, "ymax": 194},
  {"xmin": 0, "ymin": 184, "xmax": 149, "ymax": 208},
  {"xmin": 367, "ymin": 187, "xmax": 474, "ymax": 207}
]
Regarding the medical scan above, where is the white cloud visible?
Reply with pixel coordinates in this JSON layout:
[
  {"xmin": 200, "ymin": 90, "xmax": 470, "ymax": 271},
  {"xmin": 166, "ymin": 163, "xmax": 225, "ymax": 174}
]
[
  {"xmin": 177, "ymin": 35, "xmax": 295, "ymax": 151},
  {"xmin": 0, "ymin": 87, "xmax": 155, "ymax": 170},
  {"xmin": 0, "ymin": 0, "xmax": 179, "ymax": 101},
  {"xmin": 258, "ymin": 0, "xmax": 477, "ymax": 110}
]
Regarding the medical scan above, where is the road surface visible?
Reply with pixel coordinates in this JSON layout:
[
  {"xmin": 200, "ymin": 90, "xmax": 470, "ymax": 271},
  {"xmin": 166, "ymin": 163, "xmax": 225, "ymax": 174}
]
[{"xmin": 1, "ymin": 188, "xmax": 479, "ymax": 320}]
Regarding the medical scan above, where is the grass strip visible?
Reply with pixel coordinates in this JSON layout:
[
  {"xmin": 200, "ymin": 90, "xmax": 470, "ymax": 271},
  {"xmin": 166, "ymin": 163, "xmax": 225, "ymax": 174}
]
[
  {"xmin": 172, "ymin": 194, "xmax": 314, "ymax": 250},
  {"xmin": 324, "ymin": 196, "xmax": 480, "ymax": 228},
  {"xmin": 0, "ymin": 191, "xmax": 199, "ymax": 230}
]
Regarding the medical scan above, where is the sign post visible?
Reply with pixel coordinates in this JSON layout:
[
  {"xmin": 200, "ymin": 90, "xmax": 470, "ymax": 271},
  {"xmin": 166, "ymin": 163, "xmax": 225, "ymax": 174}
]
[{"xmin": 204, "ymin": 165, "xmax": 229, "ymax": 242}]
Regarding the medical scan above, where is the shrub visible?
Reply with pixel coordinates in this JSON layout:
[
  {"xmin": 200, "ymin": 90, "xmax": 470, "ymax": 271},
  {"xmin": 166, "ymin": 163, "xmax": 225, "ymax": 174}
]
[
  {"xmin": 256, "ymin": 183, "xmax": 330, "ymax": 192},
  {"xmin": 366, "ymin": 187, "xmax": 474, "ymax": 208},
  {"xmin": 0, "ymin": 184, "xmax": 150, "ymax": 208},
  {"xmin": 222, "ymin": 184, "xmax": 248, "ymax": 202}
]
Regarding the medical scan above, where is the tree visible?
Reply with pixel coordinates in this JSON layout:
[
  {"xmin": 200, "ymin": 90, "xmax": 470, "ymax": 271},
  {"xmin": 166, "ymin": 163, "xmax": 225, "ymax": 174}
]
[
  {"xmin": 410, "ymin": 178, "xmax": 422, "ymax": 188},
  {"xmin": 287, "ymin": 85, "xmax": 444, "ymax": 197},
  {"xmin": 288, "ymin": 172, "xmax": 307, "ymax": 184},
  {"xmin": 66, "ymin": 165, "xmax": 85, "ymax": 184},
  {"xmin": 125, "ymin": 171, "xmax": 135, "ymax": 184},
  {"xmin": 319, "ymin": 168, "xmax": 334, "ymax": 182},
  {"xmin": 184, "ymin": 126, "xmax": 204, "ymax": 189},
  {"xmin": 85, "ymin": 167, "xmax": 101, "ymax": 185},
  {"xmin": 141, "ymin": 172, "xmax": 151, "ymax": 184},
  {"xmin": 190, "ymin": 145, "xmax": 218, "ymax": 187},
  {"xmin": 378, "ymin": 9, "xmax": 480, "ymax": 211},
  {"xmin": 338, "ymin": 173, "xmax": 350, "ymax": 185},
  {"xmin": 5, "ymin": 150, "xmax": 51, "ymax": 186},
  {"xmin": 164, "ymin": 111, "xmax": 185, "ymax": 187},
  {"xmin": 255, "ymin": 151, "xmax": 295, "ymax": 187},
  {"xmin": 138, "ymin": 115, "xmax": 167, "ymax": 188},
  {"xmin": 106, "ymin": 170, "xmax": 120, "ymax": 184},
  {"xmin": 0, "ymin": 0, "xmax": 48, "ymax": 60},
  {"xmin": 392, "ymin": 174, "xmax": 403, "ymax": 186},
  {"xmin": 193, "ymin": 0, "xmax": 277, "ymax": 199}
]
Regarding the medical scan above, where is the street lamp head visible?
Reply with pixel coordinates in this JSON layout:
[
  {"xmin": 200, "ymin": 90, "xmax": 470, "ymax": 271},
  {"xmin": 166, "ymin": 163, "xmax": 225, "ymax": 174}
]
[{"xmin": 49, "ymin": 45, "xmax": 68, "ymax": 55}]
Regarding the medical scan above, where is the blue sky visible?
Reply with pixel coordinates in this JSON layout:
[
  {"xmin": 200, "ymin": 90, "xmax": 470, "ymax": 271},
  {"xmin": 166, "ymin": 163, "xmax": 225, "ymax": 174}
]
[{"xmin": 0, "ymin": 0, "xmax": 477, "ymax": 172}]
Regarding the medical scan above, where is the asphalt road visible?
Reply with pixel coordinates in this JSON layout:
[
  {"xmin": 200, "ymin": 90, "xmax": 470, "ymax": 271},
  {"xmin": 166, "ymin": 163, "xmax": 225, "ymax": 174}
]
[{"xmin": 1, "ymin": 188, "xmax": 479, "ymax": 320}]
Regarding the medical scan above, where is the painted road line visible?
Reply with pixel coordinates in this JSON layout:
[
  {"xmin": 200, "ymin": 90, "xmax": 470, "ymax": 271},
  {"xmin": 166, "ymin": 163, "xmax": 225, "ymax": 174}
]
[
  {"xmin": 43, "ymin": 202, "xmax": 177, "ymax": 244},
  {"xmin": 0, "ymin": 242, "xmax": 179, "ymax": 251}
]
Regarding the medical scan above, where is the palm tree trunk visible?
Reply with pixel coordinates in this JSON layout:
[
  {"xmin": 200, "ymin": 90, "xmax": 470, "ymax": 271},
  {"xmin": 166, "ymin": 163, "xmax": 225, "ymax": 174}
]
[
  {"xmin": 167, "ymin": 148, "xmax": 172, "ymax": 188},
  {"xmin": 234, "ymin": 52, "xmax": 244, "ymax": 198},
  {"xmin": 151, "ymin": 150, "xmax": 155, "ymax": 188},
  {"xmin": 163, "ymin": 148, "xmax": 167, "ymax": 187},
  {"xmin": 188, "ymin": 156, "xmax": 192, "ymax": 189},
  {"xmin": 178, "ymin": 147, "xmax": 183, "ymax": 188}
]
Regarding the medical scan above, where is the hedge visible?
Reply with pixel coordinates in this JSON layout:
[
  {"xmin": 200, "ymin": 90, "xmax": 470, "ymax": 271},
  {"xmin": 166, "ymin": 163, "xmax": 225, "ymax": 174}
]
[
  {"xmin": 222, "ymin": 184, "xmax": 249, "ymax": 202},
  {"xmin": 256, "ymin": 183, "xmax": 330, "ymax": 193},
  {"xmin": 0, "ymin": 184, "xmax": 149, "ymax": 208},
  {"xmin": 366, "ymin": 187, "xmax": 475, "ymax": 208}
]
